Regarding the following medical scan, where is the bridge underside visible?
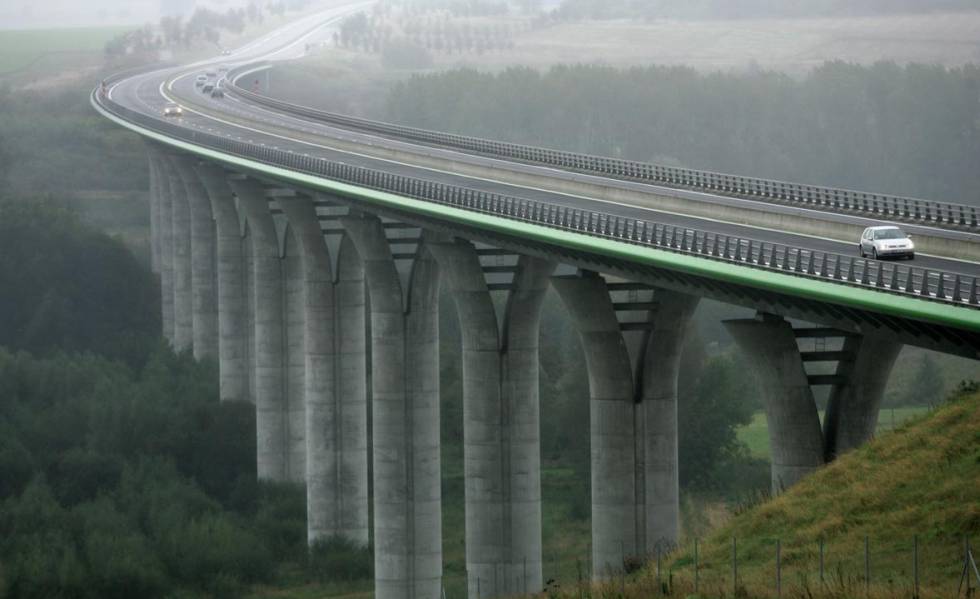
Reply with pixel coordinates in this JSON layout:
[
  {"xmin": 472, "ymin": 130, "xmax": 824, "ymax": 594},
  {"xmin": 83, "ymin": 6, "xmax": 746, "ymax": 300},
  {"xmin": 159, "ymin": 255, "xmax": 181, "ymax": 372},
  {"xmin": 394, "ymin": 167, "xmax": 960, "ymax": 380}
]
[{"xmin": 139, "ymin": 139, "xmax": 977, "ymax": 599}]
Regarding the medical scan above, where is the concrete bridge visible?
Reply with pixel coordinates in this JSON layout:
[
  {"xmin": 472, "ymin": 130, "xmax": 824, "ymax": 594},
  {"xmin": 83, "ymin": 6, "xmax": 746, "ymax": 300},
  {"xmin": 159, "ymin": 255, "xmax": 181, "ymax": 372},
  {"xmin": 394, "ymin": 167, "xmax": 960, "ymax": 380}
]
[{"xmin": 92, "ymin": 7, "xmax": 980, "ymax": 598}]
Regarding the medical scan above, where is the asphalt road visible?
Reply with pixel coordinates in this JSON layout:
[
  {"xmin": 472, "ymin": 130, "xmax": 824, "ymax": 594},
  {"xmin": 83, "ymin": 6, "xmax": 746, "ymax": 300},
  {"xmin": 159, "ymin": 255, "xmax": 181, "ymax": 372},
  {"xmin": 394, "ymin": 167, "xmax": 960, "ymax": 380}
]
[{"xmin": 106, "ymin": 5, "xmax": 980, "ymax": 286}]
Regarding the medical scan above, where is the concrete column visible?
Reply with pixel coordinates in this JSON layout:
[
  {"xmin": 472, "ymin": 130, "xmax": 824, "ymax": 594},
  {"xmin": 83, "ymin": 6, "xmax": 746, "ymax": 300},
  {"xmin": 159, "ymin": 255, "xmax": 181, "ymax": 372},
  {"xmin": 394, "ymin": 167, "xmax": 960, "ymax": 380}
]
[
  {"xmin": 166, "ymin": 156, "xmax": 194, "ymax": 352},
  {"xmin": 228, "ymin": 177, "xmax": 289, "ymax": 482},
  {"xmin": 636, "ymin": 291, "xmax": 698, "ymax": 553},
  {"xmin": 430, "ymin": 240, "xmax": 555, "ymax": 597},
  {"xmin": 823, "ymin": 336, "xmax": 901, "ymax": 459},
  {"xmin": 280, "ymin": 198, "xmax": 369, "ymax": 546},
  {"xmin": 195, "ymin": 164, "xmax": 248, "ymax": 402},
  {"xmin": 175, "ymin": 157, "xmax": 218, "ymax": 360},
  {"xmin": 341, "ymin": 215, "xmax": 442, "ymax": 599},
  {"xmin": 146, "ymin": 149, "xmax": 161, "ymax": 275},
  {"xmin": 153, "ymin": 153, "xmax": 175, "ymax": 344},
  {"xmin": 724, "ymin": 313, "xmax": 825, "ymax": 493},
  {"xmin": 283, "ymin": 228, "xmax": 307, "ymax": 483},
  {"xmin": 551, "ymin": 273, "xmax": 637, "ymax": 578}
]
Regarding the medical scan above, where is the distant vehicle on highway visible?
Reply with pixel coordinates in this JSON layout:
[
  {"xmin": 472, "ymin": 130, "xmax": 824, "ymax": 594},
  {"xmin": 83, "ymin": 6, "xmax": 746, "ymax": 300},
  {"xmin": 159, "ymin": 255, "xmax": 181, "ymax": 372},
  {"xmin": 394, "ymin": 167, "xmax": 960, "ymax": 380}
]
[
  {"xmin": 221, "ymin": 49, "xmax": 232, "ymax": 56},
  {"xmin": 195, "ymin": 74, "xmax": 207, "ymax": 88},
  {"xmin": 859, "ymin": 225, "xmax": 915, "ymax": 260},
  {"xmin": 210, "ymin": 87, "xmax": 225, "ymax": 99},
  {"xmin": 162, "ymin": 103, "xmax": 184, "ymax": 117},
  {"xmin": 218, "ymin": 65, "xmax": 229, "ymax": 74},
  {"xmin": 205, "ymin": 70, "xmax": 217, "ymax": 78},
  {"xmin": 202, "ymin": 83, "xmax": 215, "ymax": 94}
]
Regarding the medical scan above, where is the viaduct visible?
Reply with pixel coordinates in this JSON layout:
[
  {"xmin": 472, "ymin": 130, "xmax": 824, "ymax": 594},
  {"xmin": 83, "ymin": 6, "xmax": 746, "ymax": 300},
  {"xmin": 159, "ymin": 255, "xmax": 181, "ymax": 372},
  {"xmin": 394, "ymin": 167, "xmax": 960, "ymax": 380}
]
[{"xmin": 92, "ymin": 7, "xmax": 980, "ymax": 598}]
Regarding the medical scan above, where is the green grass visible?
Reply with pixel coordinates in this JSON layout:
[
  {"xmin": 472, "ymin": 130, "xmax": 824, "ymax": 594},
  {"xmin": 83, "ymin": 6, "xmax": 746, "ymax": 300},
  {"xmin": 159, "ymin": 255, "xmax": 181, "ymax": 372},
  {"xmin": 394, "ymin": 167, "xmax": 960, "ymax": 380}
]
[
  {"xmin": 737, "ymin": 407, "xmax": 929, "ymax": 459},
  {"xmin": 589, "ymin": 386, "xmax": 980, "ymax": 599},
  {"xmin": 0, "ymin": 26, "xmax": 130, "ymax": 75}
]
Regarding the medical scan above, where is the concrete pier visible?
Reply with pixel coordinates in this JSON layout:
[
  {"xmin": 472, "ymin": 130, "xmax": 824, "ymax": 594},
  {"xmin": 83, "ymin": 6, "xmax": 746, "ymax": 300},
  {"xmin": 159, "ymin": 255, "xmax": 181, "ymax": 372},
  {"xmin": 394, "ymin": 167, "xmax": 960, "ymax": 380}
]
[
  {"xmin": 228, "ymin": 177, "xmax": 292, "ymax": 482},
  {"xmin": 823, "ymin": 336, "xmax": 901, "ymax": 460},
  {"xmin": 725, "ymin": 314, "xmax": 825, "ymax": 493},
  {"xmin": 551, "ymin": 273, "xmax": 638, "ymax": 577},
  {"xmin": 153, "ymin": 153, "xmax": 176, "ymax": 344},
  {"xmin": 430, "ymin": 239, "xmax": 555, "ymax": 597},
  {"xmin": 341, "ymin": 214, "xmax": 442, "ymax": 599},
  {"xmin": 166, "ymin": 156, "xmax": 194, "ymax": 353},
  {"xmin": 281, "ymin": 197, "xmax": 369, "ymax": 544},
  {"xmin": 635, "ymin": 291, "xmax": 698, "ymax": 553},
  {"xmin": 175, "ymin": 157, "xmax": 218, "ymax": 360},
  {"xmin": 146, "ymin": 149, "xmax": 162, "ymax": 275},
  {"xmin": 195, "ymin": 164, "xmax": 249, "ymax": 402}
]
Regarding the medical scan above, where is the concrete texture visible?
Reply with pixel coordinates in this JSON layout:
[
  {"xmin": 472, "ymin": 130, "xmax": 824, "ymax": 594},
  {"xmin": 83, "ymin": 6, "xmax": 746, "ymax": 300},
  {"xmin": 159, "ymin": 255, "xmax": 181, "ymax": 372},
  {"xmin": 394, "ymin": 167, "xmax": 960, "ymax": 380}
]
[
  {"xmin": 146, "ymin": 148, "xmax": 161, "ymax": 275},
  {"xmin": 174, "ymin": 157, "xmax": 218, "ymax": 360},
  {"xmin": 283, "ymin": 227, "xmax": 307, "ymax": 483},
  {"xmin": 280, "ymin": 197, "xmax": 369, "ymax": 545},
  {"xmin": 430, "ymin": 240, "xmax": 555, "ymax": 597},
  {"xmin": 152, "ymin": 152, "xmax": 175, "ymax": 344},
  {"xmin": 195, "ymin": 163, "xmax": 249, "ymax": 403},
  {"xmin": 551, "ymin": 273, "xmax": 637, "ymax": 578},
  {"xmin": 823, "ymin": 335, "xmax": 902, "ymax": 460},
  {"xmin": 341, "ymin": 215, "xmax": 442, "ymax": 599},
  {"xmin": 229, "ymin": 177, "xmax": 292, "ymax": 482},
  {"xmin": 725, "ymin": 314, "xmax": 825, "ymax": 493},
  {"xmin": 166, "ymin": 155, "xmax": 194, "ymax": 353},
  {"xmin": 636, "ymin": 290, "xmax": 698, "ymax": 553}
]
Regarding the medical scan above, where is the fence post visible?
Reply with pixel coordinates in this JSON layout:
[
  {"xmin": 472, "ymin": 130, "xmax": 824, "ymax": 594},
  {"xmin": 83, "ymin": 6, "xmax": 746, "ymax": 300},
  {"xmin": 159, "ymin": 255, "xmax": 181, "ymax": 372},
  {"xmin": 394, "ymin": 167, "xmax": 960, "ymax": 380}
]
[
  {"xmin": 865, "ymin": 535, "xmax": 870, "ymax": 596},
  {"xmin": 524, "ymin": 556, "xmax": 528, "ymax": 596},
  {"xmin": 819, "ymin": 538, "xmax": 825, "ymax": 584},
  {"xmin": 694, "ymin": 539, "xmax": 700, "ymax": 595},
  {"xmin": 913, "ymin": 535, "xmax": 919, "ymax": 599},
  {"xmin": 732, "ymin": 536, "xmax": 738, "ymax": 596},
  {"xmin": 776, "ymin": 539, "xmax": 782, "ymax": 599}
]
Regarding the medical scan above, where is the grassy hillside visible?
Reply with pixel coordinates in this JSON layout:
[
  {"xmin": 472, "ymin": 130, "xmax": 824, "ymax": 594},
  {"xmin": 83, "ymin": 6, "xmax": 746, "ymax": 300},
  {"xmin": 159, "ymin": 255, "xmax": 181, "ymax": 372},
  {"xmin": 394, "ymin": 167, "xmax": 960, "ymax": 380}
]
[
  {"xmin": 0, "ymin": 27, "xmax": 129, "ymax": 75},
  {"xmin": 590, "ymin": 384, "xmax": 980, "ymax": 599}
]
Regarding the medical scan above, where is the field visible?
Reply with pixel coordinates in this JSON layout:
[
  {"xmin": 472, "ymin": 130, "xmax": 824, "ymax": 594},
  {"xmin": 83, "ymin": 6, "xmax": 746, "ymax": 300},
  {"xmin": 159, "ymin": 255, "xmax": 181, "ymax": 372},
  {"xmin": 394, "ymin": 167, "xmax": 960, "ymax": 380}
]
[
  {"xmin": 0, "ymin": 26, "xmax": 130, "ymax": 76},
  {"xmin": 437, "ymin": 12, "xmax": 980, "ymax": 74},
  {"xmin": 737, "ymin": 407, "xmax": 929, "ymax": 459}
]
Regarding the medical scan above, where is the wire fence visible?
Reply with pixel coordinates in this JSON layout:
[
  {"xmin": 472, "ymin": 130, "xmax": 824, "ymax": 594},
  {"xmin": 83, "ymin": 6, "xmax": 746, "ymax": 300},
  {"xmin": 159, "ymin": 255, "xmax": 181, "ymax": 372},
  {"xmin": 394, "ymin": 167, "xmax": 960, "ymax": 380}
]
[{"xmin": 491, "ymin": 535, "xmax": 980, "ymax": 599}]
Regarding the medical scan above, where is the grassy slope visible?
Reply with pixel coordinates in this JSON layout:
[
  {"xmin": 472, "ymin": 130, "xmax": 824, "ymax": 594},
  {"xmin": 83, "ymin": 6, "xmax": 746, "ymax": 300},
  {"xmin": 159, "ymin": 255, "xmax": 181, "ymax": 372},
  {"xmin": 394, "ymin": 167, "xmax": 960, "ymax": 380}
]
[
  {"xmin": 614, "ymin": 389, "xmax": 980, "ymax": 599},
  {"xmin": 738, "ymin": 407, "xmax": 929, "ymax": 459}
]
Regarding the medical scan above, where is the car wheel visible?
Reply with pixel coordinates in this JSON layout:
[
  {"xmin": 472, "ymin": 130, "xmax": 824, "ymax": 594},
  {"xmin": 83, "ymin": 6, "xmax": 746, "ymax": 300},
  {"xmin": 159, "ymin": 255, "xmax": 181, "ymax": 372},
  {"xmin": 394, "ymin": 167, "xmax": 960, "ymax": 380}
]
[
  {"xmin": 907, "ymin": 253, "xmax": 914, "ymax": 261},
  {"xmin": 858, "ymin": 244, "xmax": 865, "ymax": 257},
  {"xmin": 872, "ymin": 248, "xmax": 878, "ymax": 260}
]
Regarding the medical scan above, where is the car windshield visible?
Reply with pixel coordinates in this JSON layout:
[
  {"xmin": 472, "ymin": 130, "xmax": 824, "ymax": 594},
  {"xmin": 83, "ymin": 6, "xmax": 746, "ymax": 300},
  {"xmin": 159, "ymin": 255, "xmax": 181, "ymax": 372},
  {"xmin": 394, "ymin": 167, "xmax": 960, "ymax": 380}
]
[{"xmin": 874, "ymin": 229, "xmax": 905, "ymax": 240}]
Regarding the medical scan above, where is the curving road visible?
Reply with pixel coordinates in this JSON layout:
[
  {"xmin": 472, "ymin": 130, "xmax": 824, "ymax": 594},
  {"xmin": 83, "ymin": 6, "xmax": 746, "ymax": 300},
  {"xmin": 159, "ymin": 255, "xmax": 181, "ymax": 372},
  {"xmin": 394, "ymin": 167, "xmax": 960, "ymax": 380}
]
[{"xmin": 105, "ymin": 2, "xmax": 980, "ymax": 285}]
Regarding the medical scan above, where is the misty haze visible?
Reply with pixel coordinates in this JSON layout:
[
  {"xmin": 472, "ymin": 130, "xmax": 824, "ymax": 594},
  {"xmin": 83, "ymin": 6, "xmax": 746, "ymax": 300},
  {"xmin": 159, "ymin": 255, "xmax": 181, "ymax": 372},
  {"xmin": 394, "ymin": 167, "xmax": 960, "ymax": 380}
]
[{"xmin": 0, "ymin": 1, "xmax": 978, "ymax": 598}]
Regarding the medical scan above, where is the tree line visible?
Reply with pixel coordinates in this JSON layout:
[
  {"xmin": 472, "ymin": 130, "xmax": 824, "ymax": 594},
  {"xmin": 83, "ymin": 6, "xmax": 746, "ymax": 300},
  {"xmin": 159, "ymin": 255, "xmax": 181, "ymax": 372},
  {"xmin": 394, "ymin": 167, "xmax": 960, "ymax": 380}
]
[{"xmin": 553, "ymin": 0, "xmax": 980, "ymax": 20}]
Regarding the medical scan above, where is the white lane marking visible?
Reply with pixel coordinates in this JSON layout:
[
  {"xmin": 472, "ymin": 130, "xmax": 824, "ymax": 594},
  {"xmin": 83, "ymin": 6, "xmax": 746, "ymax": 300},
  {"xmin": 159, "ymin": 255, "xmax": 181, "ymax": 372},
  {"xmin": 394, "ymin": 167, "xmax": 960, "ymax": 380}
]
[{"xmin": 154, "ymin": 84, "xmax": 980, "ymax": 271}]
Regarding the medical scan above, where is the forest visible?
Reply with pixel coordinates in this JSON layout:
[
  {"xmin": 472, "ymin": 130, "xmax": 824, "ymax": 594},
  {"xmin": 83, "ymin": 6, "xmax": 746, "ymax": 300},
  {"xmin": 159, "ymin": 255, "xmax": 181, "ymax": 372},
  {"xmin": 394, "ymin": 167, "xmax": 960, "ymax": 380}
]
[{"xmin": 383, "ymin": 61, "xmax": 980, "ymax": 205}]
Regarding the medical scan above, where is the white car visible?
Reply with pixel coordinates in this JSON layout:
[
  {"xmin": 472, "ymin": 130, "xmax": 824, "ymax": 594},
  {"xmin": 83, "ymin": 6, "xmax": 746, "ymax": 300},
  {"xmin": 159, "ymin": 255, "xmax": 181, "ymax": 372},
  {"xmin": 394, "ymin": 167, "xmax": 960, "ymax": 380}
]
[
  {"xmin": 859, "ymin": 225, "xmax": 915, "ymax": 260},
  {"xmin": 195, "ymin": 74, "xmax": 207, "ymax": 88},
  {"xmin": 162, "ymin": 103, "xmax": 184, "ymax": 117}
]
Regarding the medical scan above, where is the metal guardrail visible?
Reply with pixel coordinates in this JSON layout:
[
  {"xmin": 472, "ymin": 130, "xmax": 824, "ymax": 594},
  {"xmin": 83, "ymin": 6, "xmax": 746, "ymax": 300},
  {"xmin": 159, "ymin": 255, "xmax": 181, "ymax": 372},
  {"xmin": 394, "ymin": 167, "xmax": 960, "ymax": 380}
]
[
  {"xmin": 226, "ymin": 64, "xmax": 980, "ymax": 234},
  {"xmin": 94, "ymin": 86, "xmax": 980, "ymax": 311}
]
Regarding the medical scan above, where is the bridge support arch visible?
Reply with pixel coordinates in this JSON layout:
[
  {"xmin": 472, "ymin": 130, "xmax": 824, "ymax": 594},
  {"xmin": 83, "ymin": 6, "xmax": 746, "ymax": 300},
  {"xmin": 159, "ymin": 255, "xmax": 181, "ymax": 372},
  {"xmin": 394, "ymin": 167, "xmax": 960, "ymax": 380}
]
[
  {"xmin": 341, "ymin": 214, "xmax": 443, "ymax": 599},
  {"xmin": 552, "ymin": 271, "xmax": 698, "ymax": 577},
  {"xmin": 174, "ymin": 157, "xmax": 218, "ymax": 360},
  {"xmin": 280, "ymin": 195, "xmax": 369, "ymax": 547},
  {"xmin": 725, "ymin": 313, "xmax": 901, "ymax": 492},
  {"xmin": 430, "ymin": 239, "xmax": 555, "ymax": 598},
  {"xmin": 196, "ymin": 164, "xmax": 249, "ymax": 403},
  {"xmin": 165, "ymin": 155, "xmax": 194, "ymax": 353},
  {"xmin": 229, "ymin": 177, "xmax": 306, "ymax": 483}
]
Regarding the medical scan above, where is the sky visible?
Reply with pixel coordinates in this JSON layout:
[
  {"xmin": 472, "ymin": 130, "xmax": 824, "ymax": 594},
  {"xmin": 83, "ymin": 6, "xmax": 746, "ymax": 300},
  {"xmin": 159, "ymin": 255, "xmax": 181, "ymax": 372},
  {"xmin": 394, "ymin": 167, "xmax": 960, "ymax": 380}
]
[{"xmin": 0, "ymin": 0, "xmax": 253, "ymax": 30}]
